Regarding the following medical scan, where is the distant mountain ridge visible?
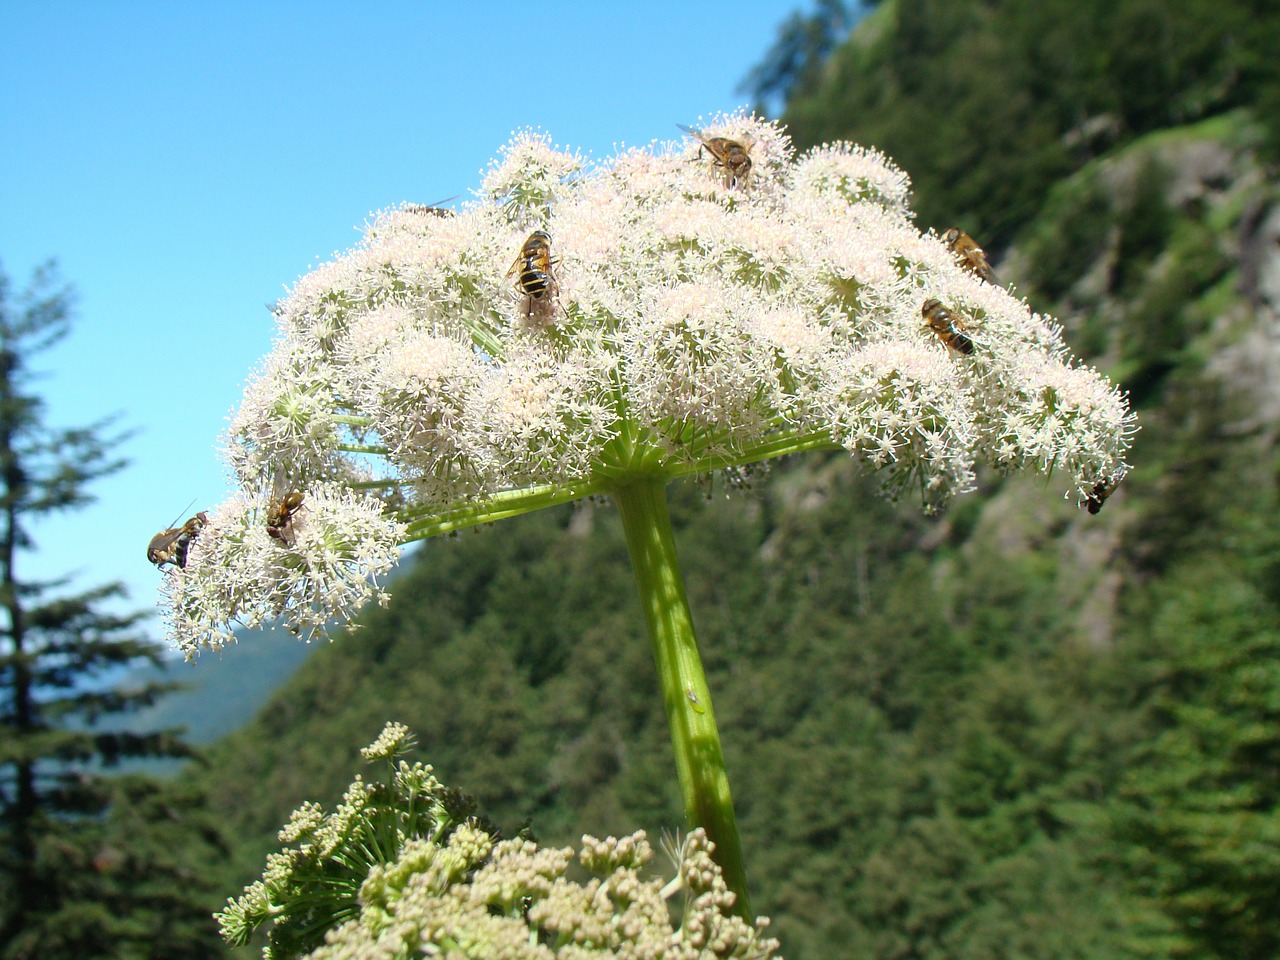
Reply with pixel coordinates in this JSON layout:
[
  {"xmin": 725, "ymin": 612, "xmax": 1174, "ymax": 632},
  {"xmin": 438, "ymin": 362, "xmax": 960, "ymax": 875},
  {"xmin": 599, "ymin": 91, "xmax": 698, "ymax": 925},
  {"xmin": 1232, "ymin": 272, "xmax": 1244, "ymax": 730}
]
[{"xmin": 122, "ymin": 624, "xmax": 313, "ymax": 746}]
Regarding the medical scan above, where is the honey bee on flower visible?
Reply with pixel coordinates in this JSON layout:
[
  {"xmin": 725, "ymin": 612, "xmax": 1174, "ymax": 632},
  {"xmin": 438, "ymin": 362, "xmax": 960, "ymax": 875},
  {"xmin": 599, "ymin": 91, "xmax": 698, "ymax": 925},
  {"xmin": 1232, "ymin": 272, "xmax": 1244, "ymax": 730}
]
[
  {"xmin": 1082, "ymin": 476, "xmax": 1121, "ymax": 514},
  {"xmin": 943, "ymin": 226, "xmax": 993, "ymax": 282},
  {"xmin": 921, "ymin": 298, "xmax": 975, "ymax": 355},
  {"xmin": 677, "ymin": 123, "xmax": 754, "ymax": 189},
  {"xmin": 507, "ymin": 229, "xmax": 561, "ymax": 319},
  {"xmin": 147, "ymin": 510, "xmax": 208, "ymax": 569},
  {"xmin": 265, "ymin": 473, "xmax": 305, "ymax": 545}
]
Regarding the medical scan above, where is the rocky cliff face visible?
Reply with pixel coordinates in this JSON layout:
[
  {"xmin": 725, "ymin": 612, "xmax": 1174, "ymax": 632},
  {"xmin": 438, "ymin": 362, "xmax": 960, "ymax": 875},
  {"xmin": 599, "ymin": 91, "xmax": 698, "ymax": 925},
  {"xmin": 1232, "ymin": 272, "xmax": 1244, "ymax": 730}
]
[
  {"xmin": 948, "ymin": 111, "xmax": 1280, "ymax": 646},
  {"xmin": 1011, "ymin": 112, "xmax": 1279, "ymax": 424}
]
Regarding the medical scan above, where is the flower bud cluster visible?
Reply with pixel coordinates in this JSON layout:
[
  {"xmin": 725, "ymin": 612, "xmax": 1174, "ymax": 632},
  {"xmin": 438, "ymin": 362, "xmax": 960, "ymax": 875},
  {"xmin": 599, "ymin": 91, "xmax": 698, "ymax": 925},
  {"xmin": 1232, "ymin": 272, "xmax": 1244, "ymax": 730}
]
[{"xmin": 219, "ymin": 724, "xmax": 782, "ymax": 959}]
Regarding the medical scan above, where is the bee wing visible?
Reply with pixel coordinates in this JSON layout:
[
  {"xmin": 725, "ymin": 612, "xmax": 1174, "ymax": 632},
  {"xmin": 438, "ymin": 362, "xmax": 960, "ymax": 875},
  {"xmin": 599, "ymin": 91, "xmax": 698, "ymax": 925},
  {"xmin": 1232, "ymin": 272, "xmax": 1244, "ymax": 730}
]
[
  {"xmin": 963, "ymin": 247, "xmax": 995, "ymax": 283},
  {"xmin": 676, "ymin": 123, "xmax": 719, "ymax": 154},
  {"xmin": 506, "ymin": 235, "xmax": 534, "ymax": 279},
  {"xmin": 148, "ymin": 526, "xmax": 183, "ymax": 553},
  {"xmin": 269, "ymin": 469, "xmax": 302, "ymax": 517},
  {"xmin": 147, "ymin": 526, "xmax": 186, "ymax": 564}
]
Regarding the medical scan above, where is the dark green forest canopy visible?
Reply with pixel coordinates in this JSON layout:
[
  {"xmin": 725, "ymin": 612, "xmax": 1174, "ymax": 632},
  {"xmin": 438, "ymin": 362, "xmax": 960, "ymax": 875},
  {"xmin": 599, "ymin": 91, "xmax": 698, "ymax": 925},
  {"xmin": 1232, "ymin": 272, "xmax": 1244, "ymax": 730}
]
[
  {"xmin": 776, "ymin": 0, "xmax": 1280, "ymax": 247},
  {"xmin": 189, "ymin": 2, "xmax": 1280, "ymax": 958}
]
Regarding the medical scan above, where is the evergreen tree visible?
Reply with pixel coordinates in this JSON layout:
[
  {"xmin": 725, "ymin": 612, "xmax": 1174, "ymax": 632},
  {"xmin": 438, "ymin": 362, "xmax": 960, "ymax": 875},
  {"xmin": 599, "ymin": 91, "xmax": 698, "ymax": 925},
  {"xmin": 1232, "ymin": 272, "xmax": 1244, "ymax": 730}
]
[
  {"xmin": 0, "ymin": 260, "xmax": 220, "ymax": 959},
  {"xmin": 737, "ymin": 0, "xmax": 858, "ymax": 114}
]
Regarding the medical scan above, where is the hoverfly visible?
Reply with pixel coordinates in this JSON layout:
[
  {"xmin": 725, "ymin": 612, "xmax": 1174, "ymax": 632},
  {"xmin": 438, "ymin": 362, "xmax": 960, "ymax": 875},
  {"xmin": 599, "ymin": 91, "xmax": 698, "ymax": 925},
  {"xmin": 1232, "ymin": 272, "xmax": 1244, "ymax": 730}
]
[
  {"xmin": 507, "ymin": 230, "xmax": 561, "ymax": 319},
  {"xmin": 943, "ymin": 227, "xmax": 993, "ymax": 282},
  {"xmin": 1083, "ymin": 477, "xmax": 1120, "ymax": 515},
  {"xmin": 147, "ymin": 510, "xmax": 209, "ymax": 569},
  {"xmin": 266, "ymin": 474, "xmax": 305, "ymax": 545},
  {"xmin": 922, "ymin": 298, "xmax": 975, "ymax": 355},
  {"xmin": 677, "ymin": 124, "xmax": 753, "ymax": 189}
]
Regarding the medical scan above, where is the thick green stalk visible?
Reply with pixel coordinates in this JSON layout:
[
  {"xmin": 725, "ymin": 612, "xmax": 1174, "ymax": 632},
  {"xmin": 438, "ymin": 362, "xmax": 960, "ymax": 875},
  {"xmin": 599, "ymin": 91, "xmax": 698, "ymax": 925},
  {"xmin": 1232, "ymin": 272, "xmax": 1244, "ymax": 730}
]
[{"xmin": 611, "ymin": 477, "xmax": 751, "ymax": 920}]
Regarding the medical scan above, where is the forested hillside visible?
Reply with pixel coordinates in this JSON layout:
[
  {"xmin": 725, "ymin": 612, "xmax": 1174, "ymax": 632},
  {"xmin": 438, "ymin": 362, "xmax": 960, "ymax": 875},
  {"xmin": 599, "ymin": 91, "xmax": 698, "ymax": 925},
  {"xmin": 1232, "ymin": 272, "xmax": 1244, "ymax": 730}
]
[
  {"xmin": 778, "ymin": 0, "xmax": 1280, "ymax": 246},
  {"xmin": 188, "ymin": 3, "xmax": 1280, "ymax": 958}
]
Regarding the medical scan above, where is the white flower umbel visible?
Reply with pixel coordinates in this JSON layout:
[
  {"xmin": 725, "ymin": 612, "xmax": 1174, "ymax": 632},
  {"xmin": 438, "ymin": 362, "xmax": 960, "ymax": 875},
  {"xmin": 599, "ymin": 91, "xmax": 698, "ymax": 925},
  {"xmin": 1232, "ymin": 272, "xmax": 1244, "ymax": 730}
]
[{"xmin": 163, "ymin": 112, "xmax": 1135, "ymax": 921}]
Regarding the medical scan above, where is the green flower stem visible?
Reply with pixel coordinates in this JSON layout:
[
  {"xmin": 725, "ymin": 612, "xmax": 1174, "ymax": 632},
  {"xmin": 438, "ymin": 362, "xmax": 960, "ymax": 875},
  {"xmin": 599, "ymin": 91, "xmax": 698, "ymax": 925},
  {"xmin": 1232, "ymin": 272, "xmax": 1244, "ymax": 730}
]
[{"xmin": 611, "ymin": 476, "xmax": 751, "ymax": 921}]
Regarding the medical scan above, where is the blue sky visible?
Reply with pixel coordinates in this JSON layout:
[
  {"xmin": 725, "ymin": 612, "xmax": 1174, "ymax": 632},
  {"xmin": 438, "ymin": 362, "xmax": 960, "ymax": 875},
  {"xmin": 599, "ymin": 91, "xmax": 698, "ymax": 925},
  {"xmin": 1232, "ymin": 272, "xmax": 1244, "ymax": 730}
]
[{"xmin": 0, "ymin": 1, "xmax": 816, "ymax": 648}]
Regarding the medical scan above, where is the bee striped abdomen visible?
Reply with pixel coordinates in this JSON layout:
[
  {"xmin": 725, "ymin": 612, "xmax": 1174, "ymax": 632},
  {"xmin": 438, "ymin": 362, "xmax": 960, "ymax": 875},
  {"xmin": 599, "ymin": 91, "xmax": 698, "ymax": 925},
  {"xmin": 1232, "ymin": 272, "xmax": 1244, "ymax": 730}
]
[
  {"xmin": 518, "ymin": 262, "xmax": 551, "ymax": 298},
  {"xmin": 947, "ymin": 328, "xmax": 975, "ymax": 355}
]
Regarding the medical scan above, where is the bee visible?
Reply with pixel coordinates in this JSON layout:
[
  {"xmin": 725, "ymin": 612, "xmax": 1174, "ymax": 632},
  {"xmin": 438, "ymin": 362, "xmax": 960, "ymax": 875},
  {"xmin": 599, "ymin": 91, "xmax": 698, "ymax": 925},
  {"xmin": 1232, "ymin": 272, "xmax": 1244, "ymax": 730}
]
[
  {"xmin": 943, "ymin": 227, "xmax": 993, "ymax": 282},
  {"xmin": 922, "ymin": 298, "xmax": 975, "ymax": 355},
  {"xmin": 507, "ymin": 230, "xmax": 561, "ymax": 318},
  {"xmin": 1083, "ymin": 478, "xmax": 1120, "ymax": 515},
  {"xmin": 147, "ymin": 510, "xmax": 208, "ymax": 569},
  {"xmin": 677, "ymin": 124, "xmax": 753, "ymax": 189},
  {"xmin": 266, "ymin": 475, "xmax": 305, "ymax": 545},
  {"xmin": 404, "ymin": 196, "xmax": 458, "ymax": 217}
]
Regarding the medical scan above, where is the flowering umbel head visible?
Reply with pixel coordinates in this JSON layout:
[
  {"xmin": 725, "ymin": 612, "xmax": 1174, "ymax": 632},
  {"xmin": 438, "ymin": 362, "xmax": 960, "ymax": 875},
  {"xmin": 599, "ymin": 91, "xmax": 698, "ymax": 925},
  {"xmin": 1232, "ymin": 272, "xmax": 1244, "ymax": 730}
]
[{"xmin": 162, "ymin": 112, "xmax": 1134, "ymax": 655}]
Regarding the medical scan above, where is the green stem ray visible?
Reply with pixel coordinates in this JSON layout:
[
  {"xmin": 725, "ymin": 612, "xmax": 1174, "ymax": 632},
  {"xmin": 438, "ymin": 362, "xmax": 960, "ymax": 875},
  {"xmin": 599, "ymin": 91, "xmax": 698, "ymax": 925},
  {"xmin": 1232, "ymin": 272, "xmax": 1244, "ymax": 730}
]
[
  {"xmin": 666, "ymin": 430, "xmax": 841, "ymax": 480},
  {"xmin": 611, "ymin": 476, "xmax": 751, "ymax": 921},
  {"xmin": 399, "ymin": 480, "xmax": 607, "ymax": 541}
]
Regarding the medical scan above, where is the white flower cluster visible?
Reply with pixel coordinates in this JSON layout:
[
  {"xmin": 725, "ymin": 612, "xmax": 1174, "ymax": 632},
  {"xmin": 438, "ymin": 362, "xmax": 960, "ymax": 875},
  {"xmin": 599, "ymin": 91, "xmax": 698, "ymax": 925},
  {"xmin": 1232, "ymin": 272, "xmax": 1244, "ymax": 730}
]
[
  {"xmin": 160, "ymin": 483, "xmax": 404, "ymax": 656},
  {"xmin": 161, "ymin": 112, "xmax": 1134, "ymax": 653}
]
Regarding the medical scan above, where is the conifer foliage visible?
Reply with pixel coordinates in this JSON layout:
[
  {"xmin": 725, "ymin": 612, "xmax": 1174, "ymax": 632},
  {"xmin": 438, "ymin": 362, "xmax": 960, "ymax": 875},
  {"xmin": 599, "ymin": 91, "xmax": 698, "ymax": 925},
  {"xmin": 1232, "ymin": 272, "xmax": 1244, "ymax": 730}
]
[{"xmin": 0, "ymin": 261, "xmax": 219, "ymax": 959}]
